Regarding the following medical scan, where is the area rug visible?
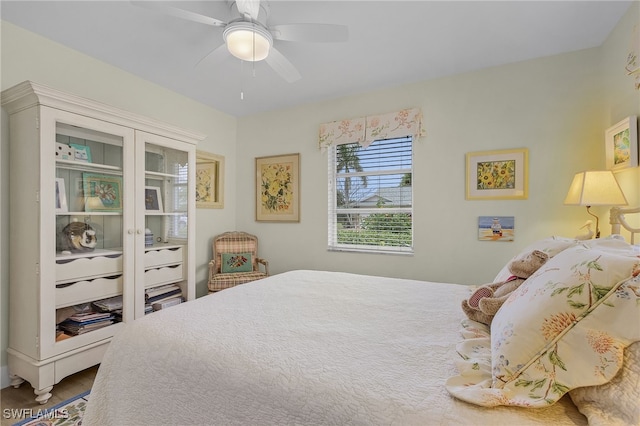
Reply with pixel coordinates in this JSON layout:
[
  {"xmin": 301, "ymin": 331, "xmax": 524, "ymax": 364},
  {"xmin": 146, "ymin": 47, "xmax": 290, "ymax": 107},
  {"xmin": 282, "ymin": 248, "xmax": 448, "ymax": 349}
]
[{"xmin": 12, "ymin": 390, "xmax": 89, "ymax": 426}]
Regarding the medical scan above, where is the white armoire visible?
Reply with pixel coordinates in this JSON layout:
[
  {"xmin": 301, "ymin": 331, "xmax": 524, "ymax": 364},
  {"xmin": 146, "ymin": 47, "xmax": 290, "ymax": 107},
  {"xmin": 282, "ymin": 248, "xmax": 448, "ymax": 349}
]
[{"xmin": 1, "ymin": 81, "xmax": 204, "ymax": 403}]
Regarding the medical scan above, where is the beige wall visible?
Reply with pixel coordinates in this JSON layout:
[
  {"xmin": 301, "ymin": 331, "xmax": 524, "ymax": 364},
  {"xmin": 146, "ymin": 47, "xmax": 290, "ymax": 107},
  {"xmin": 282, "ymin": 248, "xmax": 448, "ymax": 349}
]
[
  {"xmin": 602, "ymin": 2, "xmax": 640, "ymax": 221},
  {"xmin": 1, "ymin": 2, "xmax": 639, "ymax": 387},
  {"xmin": 235, "ymin": 3, "xmax": 639, "ymax": 283}
]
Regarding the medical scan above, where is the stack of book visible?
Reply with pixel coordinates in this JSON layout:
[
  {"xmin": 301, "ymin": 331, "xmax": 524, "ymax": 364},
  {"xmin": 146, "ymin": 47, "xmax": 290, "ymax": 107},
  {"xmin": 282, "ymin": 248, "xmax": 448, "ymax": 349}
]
[
  {"xmin": 93, "ymin": 295, "xmax": 123, "ymax": 322},
  {"xmin": 145, "ymin": 284, "xmax": 183, "ymax": 313},
  {"xmin": 58, "ymin": 311, "xmax": 114, "ymax": 335}
]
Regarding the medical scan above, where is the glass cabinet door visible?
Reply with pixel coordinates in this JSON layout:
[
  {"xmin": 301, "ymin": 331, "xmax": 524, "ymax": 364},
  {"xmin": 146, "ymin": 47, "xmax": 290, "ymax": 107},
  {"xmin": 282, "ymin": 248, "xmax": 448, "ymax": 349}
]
[
  {"xmin": 49, "ymin": 111, "xmax": 134, "ymax": 357},
  {"xmin": 135, "ymin": 131, "xmax": 195, "ymax": 318}
]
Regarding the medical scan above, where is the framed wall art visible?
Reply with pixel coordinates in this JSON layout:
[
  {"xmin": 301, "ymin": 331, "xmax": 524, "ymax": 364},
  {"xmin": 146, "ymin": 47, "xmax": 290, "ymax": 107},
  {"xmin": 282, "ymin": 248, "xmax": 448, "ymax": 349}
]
[
  {"xmin": 478, "ymin": 216, "xmax": 515, "ymax": 242},
  {"xmin": 144, "ymin": 186, "xmax": 163, "ymax": 212},
  {"xmin": 55, "ymin": 178, "xmax": 68, "ymax": 213},
  {"xmin": 255, "ymin": 153, "xmax": 300, "ymax": 222},
  {"xmin": 82, "ymin": 173, "xmax": 123, "ymax": 212},
  {"xmin": 466, "ymin": 148, "xmax": 528, "ymax": 200},
  {"xmin": 605, "ymin": 116, "xmax": 638, "ymax": 171},
  {"xmin": 196, "ymin": 150, "xmax": 225, "ymax": 209}
]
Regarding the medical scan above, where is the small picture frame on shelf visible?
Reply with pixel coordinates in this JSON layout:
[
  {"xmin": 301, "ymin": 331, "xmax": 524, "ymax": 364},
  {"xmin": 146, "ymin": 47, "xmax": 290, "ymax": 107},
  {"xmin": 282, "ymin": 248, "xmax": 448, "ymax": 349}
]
[
  {"xmin": 70, "ymin": 143, "xmax": 92, "ymax": 163},
  {"xmin": 83, "ymin": 173, "xmax": 123, "ymax": 212},
  {"xmin": 55, "ymin": 178, "xmax": 68, "ymax": 213},
  {"xmin": 55, "ymin": 143, "xmax": 74, "ymax": 161},
  {"xmin": 145, "ymin": 186, "xmax": 163, "ymax": 212}
]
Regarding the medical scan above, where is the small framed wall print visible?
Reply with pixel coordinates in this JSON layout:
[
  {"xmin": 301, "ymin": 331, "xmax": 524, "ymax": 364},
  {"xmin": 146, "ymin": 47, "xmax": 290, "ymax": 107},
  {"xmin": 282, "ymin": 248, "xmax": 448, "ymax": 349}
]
[
  {"xmin": 478, "ymin": 216, "xmax": 514, "ymax": 242},
  {"xmin": 466, "ymin": 148, "xmax": 528, "ymax": 200},
  {"xmin": 55, "ymin": 178, "xmax": 68, "ymax": 213},
  {"xmin": 605, "ymin": 116, "xmax": 638, "ymax": 171},
  {"xmin": 256, "ymin": 153, "xmax": 300, "ymax": 222},
  {"xmin": 145, "ymin": 186, "xmax": 163, "ymax": 212}
]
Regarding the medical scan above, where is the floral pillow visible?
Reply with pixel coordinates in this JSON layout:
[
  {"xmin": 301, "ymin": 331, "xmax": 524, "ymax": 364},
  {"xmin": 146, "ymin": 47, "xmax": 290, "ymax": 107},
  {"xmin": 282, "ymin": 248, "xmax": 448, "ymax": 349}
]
[
  {"xmin": 447, "ymin": 244, "xmax": 640, "ymax": 407},
  {"xmin": 221, "ymin": 252, "xmax": 253, "ymax": 273}
]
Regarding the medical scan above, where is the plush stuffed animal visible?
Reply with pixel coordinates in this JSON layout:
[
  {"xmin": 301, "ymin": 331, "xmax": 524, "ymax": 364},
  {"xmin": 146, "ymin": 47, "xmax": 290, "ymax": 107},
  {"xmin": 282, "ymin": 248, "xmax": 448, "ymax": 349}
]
[{"xmin": 461, "ymin": 250, "xmax": 549, "ymax": 326}]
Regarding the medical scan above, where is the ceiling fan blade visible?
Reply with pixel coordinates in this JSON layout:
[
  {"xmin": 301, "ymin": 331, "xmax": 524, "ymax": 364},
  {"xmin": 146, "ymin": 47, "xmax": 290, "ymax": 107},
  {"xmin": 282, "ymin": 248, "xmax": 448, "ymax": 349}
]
[
  {"xmin": 235, "ymin": 0, "xmax": 260, "ymax": 21},
  {"xmin": 195, "ymin": 44, "xmax": 229, "ymax": 68},
  {"xmin": 265, "ymin": 47, "xmax": 301, "ymax": 83},
  {"xmin": 131, "ymin": 1, "xmax": 226, "ymax": 27},
  {"xmin": 270, "ymin": 23, "xmax": 348, "ymax": 43}
]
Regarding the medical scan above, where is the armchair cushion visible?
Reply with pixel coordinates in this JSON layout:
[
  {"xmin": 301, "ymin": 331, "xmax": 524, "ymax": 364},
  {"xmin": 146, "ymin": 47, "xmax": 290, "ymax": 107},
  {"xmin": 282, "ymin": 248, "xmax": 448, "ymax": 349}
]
[{"xmin": 221, "ymin": 253, "xmax": 253, "ymax": 273}]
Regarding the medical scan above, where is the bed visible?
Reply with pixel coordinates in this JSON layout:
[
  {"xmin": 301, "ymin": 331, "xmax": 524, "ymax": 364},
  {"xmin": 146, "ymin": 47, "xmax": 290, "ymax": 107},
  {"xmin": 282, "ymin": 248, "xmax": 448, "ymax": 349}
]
[{"xmin": 84, "ymin": 217, "xmax": 640, "ymax": 425}]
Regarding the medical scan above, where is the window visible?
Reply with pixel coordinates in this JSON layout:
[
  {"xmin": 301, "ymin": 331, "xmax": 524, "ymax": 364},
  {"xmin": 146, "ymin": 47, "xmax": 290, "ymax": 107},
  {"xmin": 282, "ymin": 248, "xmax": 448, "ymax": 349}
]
[{"xmin": 328, "ymin": 136, "xmax": 413, "ymax": 254}]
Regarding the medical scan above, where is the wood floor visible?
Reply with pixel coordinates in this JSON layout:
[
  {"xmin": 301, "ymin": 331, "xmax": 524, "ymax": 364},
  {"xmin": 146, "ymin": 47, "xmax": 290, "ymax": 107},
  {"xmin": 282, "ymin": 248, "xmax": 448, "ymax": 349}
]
[{"xmin": 0, "ymin": 366, "xmax": 98, "ymax": 426}]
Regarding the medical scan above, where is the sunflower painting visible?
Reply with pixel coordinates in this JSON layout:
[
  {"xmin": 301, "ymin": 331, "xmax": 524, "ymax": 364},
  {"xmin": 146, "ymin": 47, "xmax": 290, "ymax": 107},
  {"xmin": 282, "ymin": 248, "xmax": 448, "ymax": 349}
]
[
  {"xmin": 476, "ymin": 160, "xmax": 516, "ymax": 190},
  {"xmin": 466, "ymin": 149, "xmax": 528, "ymax": 200},
  {"xmin": 256, "ymin": 153, "xmax": 300, "ymax": 222}
]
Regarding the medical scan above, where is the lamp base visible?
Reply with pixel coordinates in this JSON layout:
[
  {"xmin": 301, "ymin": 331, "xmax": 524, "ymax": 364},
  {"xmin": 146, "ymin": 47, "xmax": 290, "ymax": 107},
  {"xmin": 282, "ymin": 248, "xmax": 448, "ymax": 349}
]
[{"xmin": 586, "ymin": 206, "xmax": 600, "ymax": 239}]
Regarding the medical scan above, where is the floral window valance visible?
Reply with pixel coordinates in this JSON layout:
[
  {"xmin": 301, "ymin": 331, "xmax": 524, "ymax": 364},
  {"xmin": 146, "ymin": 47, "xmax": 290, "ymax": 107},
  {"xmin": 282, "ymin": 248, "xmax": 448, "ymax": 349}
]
[{"xmin": 319, "ymin": 107, "xmax": 424, "ymax": 150}]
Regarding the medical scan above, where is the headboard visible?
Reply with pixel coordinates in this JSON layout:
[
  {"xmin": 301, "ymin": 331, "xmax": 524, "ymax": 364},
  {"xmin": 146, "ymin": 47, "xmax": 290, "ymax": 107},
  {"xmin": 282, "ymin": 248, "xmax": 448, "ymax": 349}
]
[{"xmin": 610, "ymin": 206, "xmax": 640, "ymax": 244}]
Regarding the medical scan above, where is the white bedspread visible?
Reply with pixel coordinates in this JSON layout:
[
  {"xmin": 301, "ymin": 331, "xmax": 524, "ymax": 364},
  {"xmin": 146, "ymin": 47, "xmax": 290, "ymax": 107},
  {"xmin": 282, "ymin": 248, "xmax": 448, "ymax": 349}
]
[{"xmin": 84, "ymin": 270, "xmax": 586, "ymax": 425}]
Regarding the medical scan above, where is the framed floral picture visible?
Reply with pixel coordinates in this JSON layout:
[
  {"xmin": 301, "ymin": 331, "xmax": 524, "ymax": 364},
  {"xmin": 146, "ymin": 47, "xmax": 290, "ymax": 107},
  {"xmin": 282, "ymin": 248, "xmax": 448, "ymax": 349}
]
[
  {"xmin": 466, "ymin": 148, "xmax": 528, "ymax": 200},
  {"xmin": 255, "ymin": 153, "xmax": 300, "ymax": 222},
  {"xmin": 605, "ymin": 116, "xmax": 638, "ymax": 171},
  {"xmin": 82, "ymin": 173, "xmax": 123, "ymax": 212},
  {"xmin": 196, "ymin": 150, "xmax": 225, "ymax": 209}
]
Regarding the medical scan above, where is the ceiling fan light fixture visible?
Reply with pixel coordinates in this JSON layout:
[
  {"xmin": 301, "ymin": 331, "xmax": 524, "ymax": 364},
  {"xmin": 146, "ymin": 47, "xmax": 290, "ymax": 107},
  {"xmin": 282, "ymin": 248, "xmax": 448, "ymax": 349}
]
[{"xmin": 223, "ymin": 22, "xmax": 272, "ymax": 62}]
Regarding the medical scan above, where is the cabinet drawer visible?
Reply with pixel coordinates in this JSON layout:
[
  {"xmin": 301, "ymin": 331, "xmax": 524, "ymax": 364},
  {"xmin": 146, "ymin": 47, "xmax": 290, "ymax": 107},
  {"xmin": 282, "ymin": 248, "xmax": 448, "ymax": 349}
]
[
  {"xmin": 56, "ymin": 276, "xmax": 123, "ymax": 308},
  {"xmin": 145, "ymin": 264, "xmax": 183, "ymax": 288},
  {"xmin": 56, "ymin": 254, "xmax": 123, "ymax": 282},
  {"xmin": 144, "ymin": 247, "xmax": 183, "ymax": 268}
]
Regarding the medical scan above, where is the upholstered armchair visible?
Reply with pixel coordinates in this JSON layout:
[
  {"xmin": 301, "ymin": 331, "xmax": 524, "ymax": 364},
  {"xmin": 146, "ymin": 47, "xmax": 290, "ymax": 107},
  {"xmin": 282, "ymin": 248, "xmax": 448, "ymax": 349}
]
[{"xmin": 208, "ymin": 231, "xmax": 269, "ymax": 292}]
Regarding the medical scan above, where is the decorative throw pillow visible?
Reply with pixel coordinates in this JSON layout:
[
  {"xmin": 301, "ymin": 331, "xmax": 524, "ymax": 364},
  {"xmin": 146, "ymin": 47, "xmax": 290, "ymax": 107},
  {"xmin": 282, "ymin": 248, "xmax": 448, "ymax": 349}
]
[
  {"xmin": 492, "ymin": 236, "xmax": 577, "ymax": 283},
  {"xmin": 447, "ymin": 243, "xmax": 640, "ymax": 408},
  {"xmin": 221, "ymin": 252, "xmax": 253, "ymax": 273}
]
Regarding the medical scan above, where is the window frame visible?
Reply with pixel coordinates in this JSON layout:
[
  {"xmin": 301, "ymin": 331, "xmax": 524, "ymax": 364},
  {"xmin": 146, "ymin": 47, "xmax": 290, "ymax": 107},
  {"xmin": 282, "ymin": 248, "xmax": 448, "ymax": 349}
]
[{"xmin": 328, "ymin": 136, "xmax": 414, "ymax": 255}]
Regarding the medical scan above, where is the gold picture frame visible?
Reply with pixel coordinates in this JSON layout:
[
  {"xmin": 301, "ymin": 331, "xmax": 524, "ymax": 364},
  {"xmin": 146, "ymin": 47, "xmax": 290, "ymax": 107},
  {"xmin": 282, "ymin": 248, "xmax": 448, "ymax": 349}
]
[
  {"xmin": 196, "ymin": 150, "xmax": 225, "ymax": 209},
  {"xmin": 255, "ymin": 153, "xmax": 300, "ymax": 222},
  {"xmin": 466, "ymin": 148, "xmax": 528, "ymax": 200}
]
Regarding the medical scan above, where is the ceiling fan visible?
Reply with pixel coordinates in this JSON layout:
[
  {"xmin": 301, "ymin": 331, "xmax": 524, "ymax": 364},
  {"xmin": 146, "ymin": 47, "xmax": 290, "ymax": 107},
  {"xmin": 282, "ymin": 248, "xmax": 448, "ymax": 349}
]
[{"xmin": 132, "ymin": 0, "xmax": 349, "ymax": 83}]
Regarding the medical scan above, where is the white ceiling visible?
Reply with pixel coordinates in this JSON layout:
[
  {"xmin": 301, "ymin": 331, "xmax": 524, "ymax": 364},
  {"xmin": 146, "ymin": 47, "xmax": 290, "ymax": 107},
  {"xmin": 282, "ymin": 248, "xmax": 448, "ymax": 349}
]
[{"xmin": 1, "ymin": 1, "xmax": 633, "ymax": 117}]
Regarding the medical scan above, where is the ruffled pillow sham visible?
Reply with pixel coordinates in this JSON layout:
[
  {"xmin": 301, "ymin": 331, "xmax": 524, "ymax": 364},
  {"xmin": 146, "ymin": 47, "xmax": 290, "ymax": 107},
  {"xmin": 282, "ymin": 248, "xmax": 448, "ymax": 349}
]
[{"xmin": 447, "ymin": 241, "xmax": 640, "ymax": 408}]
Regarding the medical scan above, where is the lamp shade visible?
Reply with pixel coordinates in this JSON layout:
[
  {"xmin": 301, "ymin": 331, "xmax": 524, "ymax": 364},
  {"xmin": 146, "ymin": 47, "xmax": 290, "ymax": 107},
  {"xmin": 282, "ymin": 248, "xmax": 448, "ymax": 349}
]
[
  {"xmin": 563, "ymin": 170, "xmax": 628, "ymax": 206},
  {"xmin": 223, "ymin": 22, "xmax": 272, "ymax": 62}
]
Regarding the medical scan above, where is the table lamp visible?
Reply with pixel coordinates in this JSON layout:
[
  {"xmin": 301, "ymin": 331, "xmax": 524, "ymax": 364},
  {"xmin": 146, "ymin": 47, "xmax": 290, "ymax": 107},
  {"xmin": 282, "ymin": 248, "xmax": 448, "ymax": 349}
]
[{"xmin": 563, "ymin": 170, "xmax": 628, "ymax": 238}]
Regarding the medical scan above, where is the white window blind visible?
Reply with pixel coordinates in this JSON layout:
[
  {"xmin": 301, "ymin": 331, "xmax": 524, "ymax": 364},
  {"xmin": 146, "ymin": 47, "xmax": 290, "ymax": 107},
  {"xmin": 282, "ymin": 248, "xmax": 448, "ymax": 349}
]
[
  {"xmin": 167, "ymin": 154, "xmax": 188, "ymax": 240},
  {"xmin": 328, "ymin": 136, "xmax": 413, "ymax": 254}
]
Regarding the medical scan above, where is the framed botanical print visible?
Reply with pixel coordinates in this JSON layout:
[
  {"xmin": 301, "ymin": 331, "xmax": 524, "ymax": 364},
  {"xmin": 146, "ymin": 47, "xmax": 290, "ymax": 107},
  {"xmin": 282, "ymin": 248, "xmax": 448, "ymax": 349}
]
[{"xmin": 255, "ymin": 153, "xmax": 300, "ymax": 222}]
